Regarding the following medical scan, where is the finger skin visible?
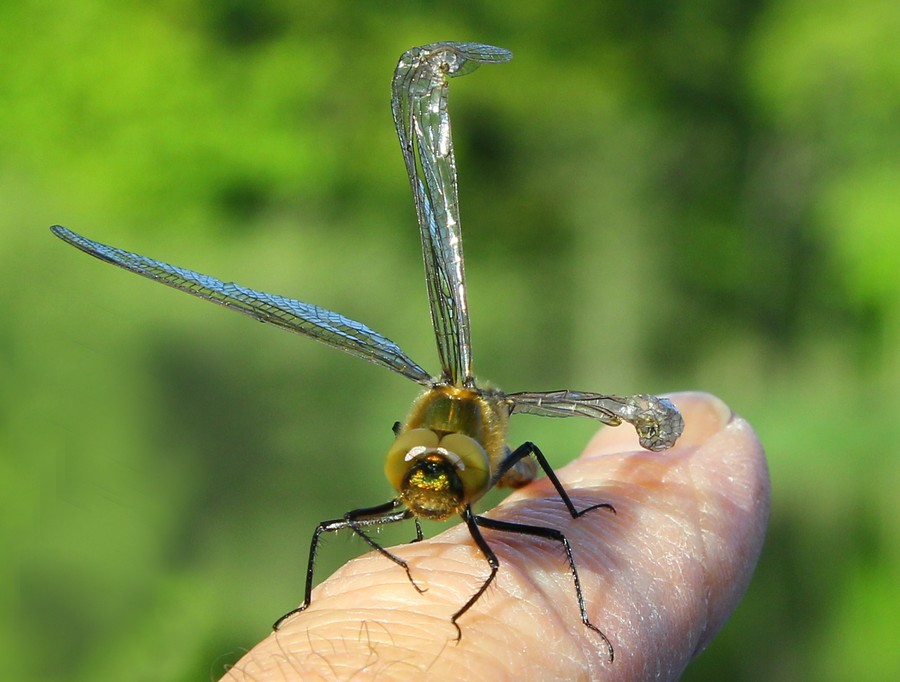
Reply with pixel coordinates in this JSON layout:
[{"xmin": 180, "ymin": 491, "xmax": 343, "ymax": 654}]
[{"xmin": 221, "ymin": 392, "xmax": 769, "ymax": 681}]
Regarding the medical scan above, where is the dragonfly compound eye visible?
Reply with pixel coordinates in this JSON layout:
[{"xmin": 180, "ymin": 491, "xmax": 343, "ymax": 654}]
[
  {"xmin": 437, "ymin": 433, "xmax": 490, "ymax": 500},
  {"xmin": 384, "ymin": 428, "xmax": 439, "ymax": 492}
]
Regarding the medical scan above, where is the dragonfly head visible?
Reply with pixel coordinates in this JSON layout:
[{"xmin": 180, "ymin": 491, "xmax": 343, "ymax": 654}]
[{"xmin": 385, "ymin": 428, "xmax": 490, "ymax": 520}]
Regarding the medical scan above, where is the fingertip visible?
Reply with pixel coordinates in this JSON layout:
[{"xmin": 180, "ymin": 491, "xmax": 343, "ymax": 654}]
[
  {"xmin": 564, "ymin": 392, "xmax": 767, "ymax": 673},
  {"xmin": 666, "ymin": 391, "xmax": 734, "ymax": 447}
]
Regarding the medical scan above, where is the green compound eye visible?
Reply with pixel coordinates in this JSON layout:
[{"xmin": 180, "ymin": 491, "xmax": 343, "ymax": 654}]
[
  {"xmin": 384, "ymin": 428, "xmax": 439, "ymax": 492},
  {"xmin": 437, "ymin": 433, "xmax": 490, "ymax": 501}
]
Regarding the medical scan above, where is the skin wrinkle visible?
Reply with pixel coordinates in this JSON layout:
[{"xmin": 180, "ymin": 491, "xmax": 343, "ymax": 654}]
[
  {"xmin": 426, "ymin": 520, "xmax": 595, "ymax": 674},
  {"xmin": 616, "ymin": 509, "xmax": 698, "ymax": 676},
  {"xmin": 475, "ymin": 523, "xmax": 596, "ymax": 662},
  {"xmin": 282, "ymin": 616, "xmax": 423, "ymax": 680},
  {"xmin": 384, "ymin": 518, "xmax": 599, "ymax": 678},
  {"xmin": 483, "ymin": 487, "xmax": 634, "ymax": 671},
  {"xmin": 668, "ymin": 463, "xmax": 714, "ymax": 652},
  {"xmin": 695, "ymin": 420, "xmax": 769, "ymax": 655},
  {"xmin": 481, "ymin": 499, "xmax": 627, "ymax": 677}
]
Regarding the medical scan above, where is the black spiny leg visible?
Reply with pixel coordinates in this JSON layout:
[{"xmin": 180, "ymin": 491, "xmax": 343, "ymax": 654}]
[
  {"xmin": 273, "ymin": 498, "xmax": 419, "ymax": 630},
  {"xmin": 346, "ymin": 504, "xmax": 427, "ymax": 591},
  {"xmin": 495, "ymin": 441, "xmax": 616, "ymax": 519},
  {"xmin": 472, "ymin": 514, "xmax": 615, "ymax": 662},
  {"xmin": 451, "ymin": 506, "xmax": 500, "ymax": 641}
]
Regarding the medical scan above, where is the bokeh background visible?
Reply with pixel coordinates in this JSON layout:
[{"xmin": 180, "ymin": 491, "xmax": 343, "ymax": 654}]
[{"xmin": 4, "ymin": 1, "xmax": 898, "ymax": 679}]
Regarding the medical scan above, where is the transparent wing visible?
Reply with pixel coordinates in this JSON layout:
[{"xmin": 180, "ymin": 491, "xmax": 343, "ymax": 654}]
[
  {"xmin": 506, "ymin": 390, "xmax": 684, "ymax": 451},
  {"xmin": 51, "ymin": 225, "xmax": 433, "ymax": 386},
  {"xmin": 392, "ymin": 42, "xmax": 512, "ymax": 386}
]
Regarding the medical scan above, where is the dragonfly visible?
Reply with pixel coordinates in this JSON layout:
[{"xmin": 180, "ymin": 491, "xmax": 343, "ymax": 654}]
[{"xmin": 52, "ymin": 41, "xmax": 683, "ymax": 661}]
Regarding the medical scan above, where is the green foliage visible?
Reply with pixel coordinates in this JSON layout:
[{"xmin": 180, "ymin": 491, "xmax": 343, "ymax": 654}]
[{"xmin": 2, "ymin": 1, "xmax": 898, "ymax": 679}]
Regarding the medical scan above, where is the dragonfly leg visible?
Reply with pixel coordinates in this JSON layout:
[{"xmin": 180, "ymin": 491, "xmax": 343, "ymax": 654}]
[
  {"xmin": 273, "ymin": 499, "xmax": 419, "ymax": 630},
  {"xmin": 497, "ymin": 442, "xmax": 616, "ymax": 519},
  {"xmin": 346, "ymin": 504, "xmax": 427, "ymax": 593},
  {"xmin": 355, "ymin": 505, "xmax": 424, "ymax": 545},
  {"xmin": 450, "ymin": 506, "xmax": 500, "ymax": 642},
  {"xmin": 473, "ymin": 513, "xmax": 615, "ymax": 662}
]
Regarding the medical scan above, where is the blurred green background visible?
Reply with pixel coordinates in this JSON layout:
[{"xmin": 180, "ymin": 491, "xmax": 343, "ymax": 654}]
[{"xmin": 3, "ymin": 1, "xmax": 898, "ymax": 679}]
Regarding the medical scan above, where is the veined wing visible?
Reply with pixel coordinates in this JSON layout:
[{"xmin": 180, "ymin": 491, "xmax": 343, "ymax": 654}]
[
  {"xmin": 506, "ymin": 390, "xmax": 684, "ymax": 451},
  {"xmin": 392, "ymin": 42, "xmax": 512, "ymax": 386},
  {"xmin": 51, "ymin": 225, "xmax": 433, "ymax": 386}
]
